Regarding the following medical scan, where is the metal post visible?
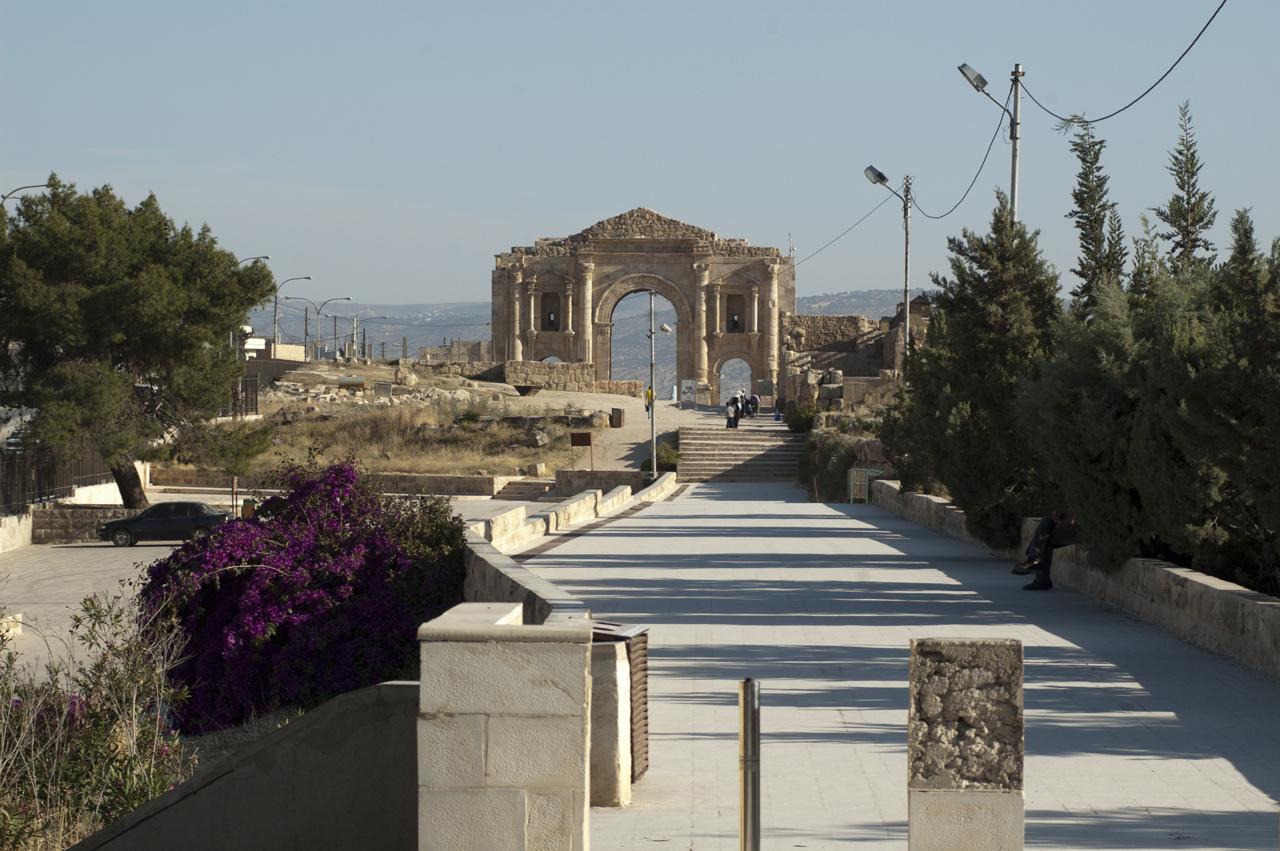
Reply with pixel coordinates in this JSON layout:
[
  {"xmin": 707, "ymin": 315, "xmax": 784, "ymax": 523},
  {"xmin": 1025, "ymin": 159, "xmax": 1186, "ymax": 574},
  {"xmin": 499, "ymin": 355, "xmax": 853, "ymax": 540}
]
[
  {"xmin": 649, "ymin": 291, "xmax": 657, "ymax": 482},
  {"xmin": 902, "ymin": 175, "xmax": 911, "ymax": 382},
  {"xmin": 739, "ymin": 678, "xmax": 761, "ymax": 851},
  {"xmin": 1010, "ymin": 63, "xmax": 1023, "ymax": 223}
]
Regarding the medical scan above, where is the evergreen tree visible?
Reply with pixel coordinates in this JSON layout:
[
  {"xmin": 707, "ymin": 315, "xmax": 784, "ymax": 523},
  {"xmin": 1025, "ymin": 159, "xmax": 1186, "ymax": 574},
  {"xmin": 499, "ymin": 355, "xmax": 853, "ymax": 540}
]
[
  {"xmin": 879, "ymin": 191, "xmax": 1059, "ymax": 546},
  {"xmin": 0, "ymin": 176, "xmax": 275, "ymax": 507},
  {"xmin": 1152, "ymin": 101, "xmax": 1217, "ymax": 271},
  {"xmin": 1127, "ymin": 214, "xmax": 1167, "ymax": 306},
  {"xmin": 1064, "ymin": 122, "xmax": 1126, "ymax": 319}
]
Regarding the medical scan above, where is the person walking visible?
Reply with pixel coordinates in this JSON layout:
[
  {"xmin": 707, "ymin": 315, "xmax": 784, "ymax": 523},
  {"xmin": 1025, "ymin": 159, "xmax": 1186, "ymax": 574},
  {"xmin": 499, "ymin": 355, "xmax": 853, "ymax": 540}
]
[
  {"xmin": 1011, "ymin": 508, "xmax": 1080, "ymax": 590},
  {"xmin": 645, "ymin": 385, "xmax": 653, "ymax": 420},
  {"xmin": 725, "ymin": 397, "xmax": 736, "ymax": 429}
]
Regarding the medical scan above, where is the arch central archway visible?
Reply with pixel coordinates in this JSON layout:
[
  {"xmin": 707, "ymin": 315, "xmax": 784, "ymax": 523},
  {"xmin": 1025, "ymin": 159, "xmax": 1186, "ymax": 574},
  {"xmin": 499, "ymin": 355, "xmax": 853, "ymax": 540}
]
[{"xmin": 593, "ymin": 274, "xmax": 694, "ymax": 384}]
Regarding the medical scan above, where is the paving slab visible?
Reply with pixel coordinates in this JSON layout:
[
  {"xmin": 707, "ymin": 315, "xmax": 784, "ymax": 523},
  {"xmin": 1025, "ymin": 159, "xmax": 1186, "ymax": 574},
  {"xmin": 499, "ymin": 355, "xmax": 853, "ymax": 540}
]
[{"xmin": 521, "ymin": 482, "xmax": 1280, "ymax": 850}]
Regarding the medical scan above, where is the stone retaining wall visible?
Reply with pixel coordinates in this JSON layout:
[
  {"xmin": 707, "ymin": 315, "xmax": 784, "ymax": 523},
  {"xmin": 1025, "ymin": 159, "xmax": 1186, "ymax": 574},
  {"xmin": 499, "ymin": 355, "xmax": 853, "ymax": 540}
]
[
  {"xmin": 871, "ymin": 479, "xmax": 1280, "ymax": 682},
  {"xmin": 0, "ymin": 513, "xmax": 32, "ymax": 554},
  {"xmin": 414, "ymin": 361, "xmax": 505, "ymax": 381},
  {"xmin": 31, "ymin": 506, "xmax": 138, "ymax": 545},
  {"xmin": 555, "ymin": 470, "xmax": 648, "ymax": 499}
]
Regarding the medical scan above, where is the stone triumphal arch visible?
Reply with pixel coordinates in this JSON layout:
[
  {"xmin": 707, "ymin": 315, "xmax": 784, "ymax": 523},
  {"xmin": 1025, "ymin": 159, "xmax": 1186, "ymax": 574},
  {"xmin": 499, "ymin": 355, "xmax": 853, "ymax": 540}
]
[{"xmin": 490, "ymin": 208, "xmax": 796, "ymax": 401}]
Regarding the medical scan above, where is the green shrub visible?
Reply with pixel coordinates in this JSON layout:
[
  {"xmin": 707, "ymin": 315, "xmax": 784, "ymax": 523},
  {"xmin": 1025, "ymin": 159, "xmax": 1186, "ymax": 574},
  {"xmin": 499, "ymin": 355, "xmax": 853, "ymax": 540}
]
[{"xmin": 785, "ymin": 405, "xmax": 819, "ymax": 433}]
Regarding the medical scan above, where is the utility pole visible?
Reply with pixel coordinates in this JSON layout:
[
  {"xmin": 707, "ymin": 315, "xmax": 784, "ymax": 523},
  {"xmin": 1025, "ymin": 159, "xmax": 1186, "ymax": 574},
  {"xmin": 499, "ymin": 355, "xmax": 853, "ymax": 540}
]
[
  {"xmin": 901, "ymin": 175, "xmax": 912, "ymax": 381},
  {"xmin": 1010, "ymin": 63, "xmax": 1023, "ymax": 223}
]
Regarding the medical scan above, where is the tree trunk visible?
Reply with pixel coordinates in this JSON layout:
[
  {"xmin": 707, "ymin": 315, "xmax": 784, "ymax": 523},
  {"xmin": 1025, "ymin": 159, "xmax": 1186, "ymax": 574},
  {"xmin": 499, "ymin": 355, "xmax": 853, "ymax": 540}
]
[{"xmin": 110, "ymin": 456, "xmax": 150, "ymax": 509}]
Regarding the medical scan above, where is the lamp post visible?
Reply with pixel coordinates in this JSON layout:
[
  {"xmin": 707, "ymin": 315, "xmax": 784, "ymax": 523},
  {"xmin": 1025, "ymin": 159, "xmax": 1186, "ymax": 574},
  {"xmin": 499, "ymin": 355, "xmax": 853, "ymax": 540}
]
[
  {"xmin": 1, "ymin": 183, "xmax": 50, "ymax": 204},
  {"xmin": 236, "ymin": 255, "xmax": 270, "ymax": 266},
  {"xmin": 284, "ymin": 295, "xmax": 351, "ymax": 358},
  {"xmin": 864, "ymin": 166, "xmax": 911, "ymax": 384},
  {"xmin": 273, "ymin": 276, "xmax": 312, "ymax": 349},
  {"xmin": 646, "ymin": 292, "xmax": 672, "ymax": 481},
  {"xmin": 958, "ymin": 62, "xmax": 1023, "ymax": 223}
]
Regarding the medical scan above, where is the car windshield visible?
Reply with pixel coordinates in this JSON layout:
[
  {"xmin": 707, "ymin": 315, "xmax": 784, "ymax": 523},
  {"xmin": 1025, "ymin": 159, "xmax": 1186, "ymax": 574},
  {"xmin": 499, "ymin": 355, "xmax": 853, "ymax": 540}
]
[{"xmin": 195, "ymin": 503, "xmax": 220, "ymax": 516}]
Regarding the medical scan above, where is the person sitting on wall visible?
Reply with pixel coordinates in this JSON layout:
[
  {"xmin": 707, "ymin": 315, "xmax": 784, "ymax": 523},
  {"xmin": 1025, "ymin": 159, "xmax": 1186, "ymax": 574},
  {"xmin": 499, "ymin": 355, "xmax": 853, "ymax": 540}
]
[{"xmin": 1011, "ymin": 508, "xmax": 1080, "ymax": 591}]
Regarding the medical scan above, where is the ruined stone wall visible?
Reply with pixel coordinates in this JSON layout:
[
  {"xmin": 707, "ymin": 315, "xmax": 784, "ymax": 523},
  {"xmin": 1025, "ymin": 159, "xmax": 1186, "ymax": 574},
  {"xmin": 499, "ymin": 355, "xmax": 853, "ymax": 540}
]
[
  {"xmin": 504, "ymin": 360, "xmax": 598, "ymax": 392},
  {"xmin": 784, "ymin": 314, "xmax": 878, "ymax": 352},
  {"xmin": 417, "ymin": 341, "xmax": 492, "ymax": 363},
  {"xmin": 595, "ymin": 380, "xmax": 643, "ymax": 398},
  {"xmin": 415, "ymin": 361, "xmax": 505, "ymax": 381}
]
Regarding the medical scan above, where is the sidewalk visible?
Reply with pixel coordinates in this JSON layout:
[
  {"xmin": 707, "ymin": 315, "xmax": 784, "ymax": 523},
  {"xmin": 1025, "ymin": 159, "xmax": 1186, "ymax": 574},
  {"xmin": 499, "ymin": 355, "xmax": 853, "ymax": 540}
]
[{"xmin": 521, "ymin": 482, "xmax": 1280, "ymax": 850}]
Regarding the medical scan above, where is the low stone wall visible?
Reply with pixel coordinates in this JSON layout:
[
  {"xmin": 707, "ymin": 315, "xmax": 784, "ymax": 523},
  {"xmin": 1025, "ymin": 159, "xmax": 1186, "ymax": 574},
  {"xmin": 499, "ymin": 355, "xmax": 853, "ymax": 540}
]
[
  {"xmin": 463, "ymin": 533, "xmax": 591, "ymax": 625},
  {"xmin": 871, "ymin": 479, "xmax": 1280, "ymax": 682},
  {"xmin": 596, "ymin": 380, "xmax": 643, "ymax": 398},
  {"xmin": 149, "ymin": 469, "xmax": 517, "ymax": 498},
  {"xmin": 31, "ymin": 506, "xmax": 138, "ymax": 545},
  {"xmin": 504, "ymin": 360, "xmax": 597, "ymax": 392},
  {"xmin": 556, "ymin": 469, "xmax": 648, "ymax": 497},
  {"xmin": 149, "ymin": 469, "xmax": 267, "ymax": 489},
  {"xmin": 74, "ymin": 682, "xmax": 417, "ymax": 851}
]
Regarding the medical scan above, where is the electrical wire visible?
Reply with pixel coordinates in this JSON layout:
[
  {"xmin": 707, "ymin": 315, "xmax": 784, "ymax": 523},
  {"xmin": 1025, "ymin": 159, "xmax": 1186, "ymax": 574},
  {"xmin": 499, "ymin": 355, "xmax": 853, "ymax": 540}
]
[
  {"xmin": 911, "ymin": 86, "xmax": 1012, "ymax": 221},
  {"xmin": 1022, "ymin": 0, "xmax": 1228, "ymax": 125},
  {"xmin": 790, "ymin": 193, "xmax": 896, "ymax": 270}
]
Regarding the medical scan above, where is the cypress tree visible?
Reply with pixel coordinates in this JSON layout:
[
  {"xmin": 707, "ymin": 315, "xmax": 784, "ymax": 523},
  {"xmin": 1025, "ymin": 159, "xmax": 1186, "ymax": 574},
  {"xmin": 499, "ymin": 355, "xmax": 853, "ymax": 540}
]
[
  {"xmin": 880, "ymin": 190, "xmax": 1059, "ymax": 546},
  {"xmin": 1064, "ymin": 122, "xmax": 1127, "ymax": 320},
  {"xmin": 1152, "ymin": 101, "xmax": 1218, "ymax": 272}
]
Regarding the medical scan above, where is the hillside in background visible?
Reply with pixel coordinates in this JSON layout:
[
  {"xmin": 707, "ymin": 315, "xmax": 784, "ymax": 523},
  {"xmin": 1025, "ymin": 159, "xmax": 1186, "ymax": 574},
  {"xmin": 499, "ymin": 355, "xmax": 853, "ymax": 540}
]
[{"xmin": 252, "ymin": 289, "xmax": 928, "ymax": 399}]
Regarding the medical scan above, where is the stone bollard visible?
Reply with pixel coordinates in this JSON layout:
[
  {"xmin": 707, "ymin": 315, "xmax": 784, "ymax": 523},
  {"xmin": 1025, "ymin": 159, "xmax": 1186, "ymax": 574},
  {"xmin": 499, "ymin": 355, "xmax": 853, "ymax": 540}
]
[
  {"xmin": 417, "ymin": 603, "xmax": 592, "ymax": 851},
  {"xmin": 907, "ymin": 638, "xmax": 1024, "ymax": 850}
]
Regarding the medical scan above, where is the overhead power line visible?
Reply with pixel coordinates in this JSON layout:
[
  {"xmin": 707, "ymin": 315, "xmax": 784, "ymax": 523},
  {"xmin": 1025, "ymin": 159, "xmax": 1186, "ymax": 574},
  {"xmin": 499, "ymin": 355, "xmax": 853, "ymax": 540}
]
[{"xmin": 1023, "ymin": 0, "xmax": 1228, "ymax": 125}]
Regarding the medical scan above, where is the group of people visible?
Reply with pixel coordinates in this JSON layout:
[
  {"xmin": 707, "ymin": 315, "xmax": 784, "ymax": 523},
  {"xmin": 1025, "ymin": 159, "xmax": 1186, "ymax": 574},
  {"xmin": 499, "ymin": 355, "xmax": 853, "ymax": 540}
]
[{"xmin": 724, "ymin": 389, "xmax": 760, "ymax": 428}]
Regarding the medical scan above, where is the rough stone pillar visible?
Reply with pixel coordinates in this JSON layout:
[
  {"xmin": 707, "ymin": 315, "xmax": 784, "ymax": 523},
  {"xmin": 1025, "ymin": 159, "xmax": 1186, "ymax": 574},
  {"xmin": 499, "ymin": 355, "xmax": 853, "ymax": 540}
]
[
  {"xmin": 693, "ymin": 263, "xmax": 709, "ymax": 380},
  {"xmin": 418, "ymin": 603, "xmax": 592, "ymax": 851},
  {"xmin": 579, "ymin": 261, "xmax": 594, "ymax": 364},
  {"xmin": 908, "ymin": 638, "xmax": 1024, "ymax": 851},
  {"xmin": 510, "ymin": 270, "xmax": 524, "ymax": 362},
  {"xmin": 765, "ymin": 264, "xmax": 780, "ymax": 388}
]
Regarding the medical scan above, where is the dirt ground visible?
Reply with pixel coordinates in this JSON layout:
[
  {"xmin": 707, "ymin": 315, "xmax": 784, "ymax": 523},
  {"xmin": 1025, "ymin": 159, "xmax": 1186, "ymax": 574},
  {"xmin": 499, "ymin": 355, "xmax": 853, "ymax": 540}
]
[{"xmin": 264, "ymin": 361, "xmax": 740, "ymax": 472}]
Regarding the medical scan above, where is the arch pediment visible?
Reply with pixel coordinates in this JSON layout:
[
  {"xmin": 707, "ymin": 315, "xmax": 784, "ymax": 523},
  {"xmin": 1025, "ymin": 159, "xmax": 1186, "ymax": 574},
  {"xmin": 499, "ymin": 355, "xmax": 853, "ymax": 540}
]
[{"xmin": 574, "ymin": 207, "xmax": 716, "ymax": 242}]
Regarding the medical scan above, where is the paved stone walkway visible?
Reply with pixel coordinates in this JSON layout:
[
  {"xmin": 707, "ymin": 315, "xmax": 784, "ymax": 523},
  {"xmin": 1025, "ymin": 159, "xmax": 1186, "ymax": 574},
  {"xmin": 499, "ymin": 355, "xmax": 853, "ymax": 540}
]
[{"xmin": 519, "ymin": 482, "xmax": 1280, "ymax": 850}]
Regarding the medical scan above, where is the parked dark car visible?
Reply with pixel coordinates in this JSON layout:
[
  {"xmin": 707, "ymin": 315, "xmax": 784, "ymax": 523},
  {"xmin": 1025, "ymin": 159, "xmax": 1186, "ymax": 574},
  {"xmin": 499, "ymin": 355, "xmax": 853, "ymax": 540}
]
[{"xmin": 97, "ymin": 501, "xmax": 231, "ymax": 546}]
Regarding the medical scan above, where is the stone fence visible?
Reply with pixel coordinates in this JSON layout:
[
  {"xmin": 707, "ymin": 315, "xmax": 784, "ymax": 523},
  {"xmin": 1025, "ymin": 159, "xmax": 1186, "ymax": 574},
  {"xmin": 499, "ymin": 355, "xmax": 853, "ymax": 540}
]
[
  {"xmin": 595, "ymin": 380, "xmax": 644, "ymax": 398},
  {"xmin": 871, "ymin": 479, "xmax": 1280, "ymax": 682}
]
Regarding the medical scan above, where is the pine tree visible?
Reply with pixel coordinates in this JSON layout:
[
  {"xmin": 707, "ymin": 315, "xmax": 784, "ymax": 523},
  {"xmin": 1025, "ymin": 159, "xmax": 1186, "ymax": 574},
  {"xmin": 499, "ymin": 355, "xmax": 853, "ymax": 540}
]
[
  {"xmin": 0, "ymin": 176, "xmax": 276, "ymax": 507},
  {"xmin": 880, "ymin": 190, "xmax": 1059, "ymax": 546},
  {"xmin": 1064, "ymin": 122, "xmax": 1126, "ymax": 319},
  {"xmin": 1152, "ymin": 101, "xmax": 1217, "ymax": 271}
]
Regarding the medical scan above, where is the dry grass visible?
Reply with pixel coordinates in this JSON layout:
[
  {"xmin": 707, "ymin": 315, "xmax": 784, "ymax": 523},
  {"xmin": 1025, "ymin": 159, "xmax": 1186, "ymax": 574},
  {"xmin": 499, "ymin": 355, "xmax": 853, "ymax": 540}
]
[{"xmin": 258, "ymin": 400, "xmax": 589, "ymax": 476}]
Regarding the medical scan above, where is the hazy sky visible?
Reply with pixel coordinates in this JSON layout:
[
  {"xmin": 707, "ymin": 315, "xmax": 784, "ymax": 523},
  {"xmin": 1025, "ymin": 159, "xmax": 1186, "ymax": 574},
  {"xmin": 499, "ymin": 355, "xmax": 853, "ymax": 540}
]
[{"xmin": 3, "ymin": 1, "xmax": 1270, "ymax": 310}]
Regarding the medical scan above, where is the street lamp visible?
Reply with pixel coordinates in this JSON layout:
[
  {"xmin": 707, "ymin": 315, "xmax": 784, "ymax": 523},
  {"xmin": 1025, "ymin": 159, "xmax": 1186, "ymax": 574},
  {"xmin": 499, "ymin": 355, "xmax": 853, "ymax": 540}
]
[
  {"xmin": 647, "ymin": 292, "xmax": 672, "ymax": 481},
  {"xmin": 236, "ymin": 255, "xmax": 270, "ymax": 266},
  {"xmin": 273, "ymin": 276, "xmax": 312, "ymax": 348},
  {"xmin": 864, "ymin": 166, "xmax": 911, "ymax": 384},
  {"xmin": 958, "ymin": 62, "xmax": 1023, "ymax": 222},
  {"xmin": 284, "ymin": 295, "xmax": 351, "ymax": 358},
  {"xmin": 1, "ymin": 183, "xmax": 50, "ymax": 204}
]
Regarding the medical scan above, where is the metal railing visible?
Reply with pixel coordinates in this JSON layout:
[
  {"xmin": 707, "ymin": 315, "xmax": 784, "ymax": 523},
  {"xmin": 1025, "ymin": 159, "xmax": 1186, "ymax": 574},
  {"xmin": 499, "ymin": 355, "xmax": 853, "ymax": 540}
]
[{"xmin": 0, "ymin": 444, "xmax": 113, "ymax": 515}]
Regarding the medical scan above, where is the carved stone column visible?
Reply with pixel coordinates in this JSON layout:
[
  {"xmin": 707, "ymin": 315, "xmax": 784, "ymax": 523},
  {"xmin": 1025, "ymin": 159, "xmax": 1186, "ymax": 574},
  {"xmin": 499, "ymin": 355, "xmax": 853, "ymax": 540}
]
[
  {"xmin": 579, "ymin": 261, "xmax": 595, "ymax": 365},
  {"xmin": 693, "ymin": 263, "xmax": 709, "ymax": 380},
  {"xmin": 564, "ymin": 282, "xmax": 574, "ymax": 336},
  {"xmin": 749, "ymin": 284, "xmax": 760, "ymax": 333},
  {"xmin": 710, "ymin": 283, "xmax": 722, "ymax": 339},
  {"xmin": 509, "ymin": 268, "xmax": 524, "ymax": 362}
]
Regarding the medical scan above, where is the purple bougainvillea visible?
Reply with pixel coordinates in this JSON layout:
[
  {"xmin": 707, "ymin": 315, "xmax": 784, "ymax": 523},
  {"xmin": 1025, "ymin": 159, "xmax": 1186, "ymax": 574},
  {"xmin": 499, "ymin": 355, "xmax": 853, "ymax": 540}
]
[{"xmin": 142, "ymin": 460, "xmax": 466, "ymax": 733}]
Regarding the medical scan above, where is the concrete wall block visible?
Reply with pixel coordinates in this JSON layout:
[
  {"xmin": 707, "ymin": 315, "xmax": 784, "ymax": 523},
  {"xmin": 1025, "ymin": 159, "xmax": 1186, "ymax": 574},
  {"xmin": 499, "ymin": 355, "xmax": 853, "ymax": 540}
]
[
  {"xmin": 419, "ymin": 641, "xmax": 589, "ymax": 717},
  {"xmin": 418, "ymin": 714, "xmax": 486, "ymax": 788},
  {"xmin": 418, "ymin": 788, "xmax": 525, "ymax": 851},
  {"xmin": 486, "ymin": 716, "xmax": 586, "ymax": 789},
  {"xmin": 908, "ymin": 789, "xmax": 1023, "ymax": 851},
  {"xmin": 590, "ymin": 642, "xmax": 632, "ymax": 807}
]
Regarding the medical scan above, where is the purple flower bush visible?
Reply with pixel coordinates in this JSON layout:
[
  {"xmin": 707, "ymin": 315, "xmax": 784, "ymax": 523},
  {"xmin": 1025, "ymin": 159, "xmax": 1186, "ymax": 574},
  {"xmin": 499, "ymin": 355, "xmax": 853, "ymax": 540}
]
[{"xmin": 141, "ymin": 460, "xmax": 466, "ymax": 733}]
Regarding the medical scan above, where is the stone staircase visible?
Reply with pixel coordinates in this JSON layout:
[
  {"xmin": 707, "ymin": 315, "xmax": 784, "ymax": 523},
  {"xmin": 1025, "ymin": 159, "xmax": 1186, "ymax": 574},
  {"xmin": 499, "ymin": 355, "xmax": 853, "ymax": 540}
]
[
  {"xmin": 492, "ymin": 478, "xmax": 556, "ymax": 501},
  {"xmin": 676, "ymin": 423, "xmax": 807, "ymax": 483}
]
